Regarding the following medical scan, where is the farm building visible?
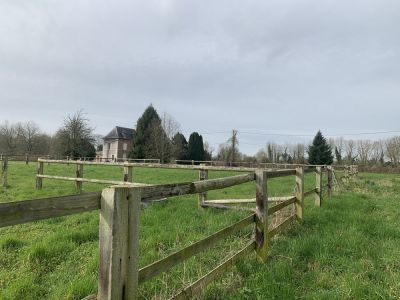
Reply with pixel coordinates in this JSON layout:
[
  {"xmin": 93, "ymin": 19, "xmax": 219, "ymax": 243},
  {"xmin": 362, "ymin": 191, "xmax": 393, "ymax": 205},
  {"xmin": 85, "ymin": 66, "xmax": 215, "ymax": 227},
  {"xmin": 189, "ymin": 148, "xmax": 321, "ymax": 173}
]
[{"xmin": 102, "ymin": 126, "xmax": 134, "ymax": 161}]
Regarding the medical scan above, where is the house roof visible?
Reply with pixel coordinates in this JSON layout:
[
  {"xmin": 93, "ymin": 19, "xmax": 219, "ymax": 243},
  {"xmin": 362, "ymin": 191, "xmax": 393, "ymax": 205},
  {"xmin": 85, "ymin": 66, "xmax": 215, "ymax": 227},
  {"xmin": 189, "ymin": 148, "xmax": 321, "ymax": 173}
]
[{"xmin": 103, "ymin": 126, "xmax": 134, "ymax": 140}]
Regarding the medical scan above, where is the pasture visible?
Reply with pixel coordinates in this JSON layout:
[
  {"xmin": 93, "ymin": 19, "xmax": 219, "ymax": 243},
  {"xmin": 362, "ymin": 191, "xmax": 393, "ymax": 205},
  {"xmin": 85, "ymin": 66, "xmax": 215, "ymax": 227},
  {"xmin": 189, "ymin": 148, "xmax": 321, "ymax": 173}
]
[{"xmin": 1, "ymin": 162, "xmax": 400, "ymax": 299}]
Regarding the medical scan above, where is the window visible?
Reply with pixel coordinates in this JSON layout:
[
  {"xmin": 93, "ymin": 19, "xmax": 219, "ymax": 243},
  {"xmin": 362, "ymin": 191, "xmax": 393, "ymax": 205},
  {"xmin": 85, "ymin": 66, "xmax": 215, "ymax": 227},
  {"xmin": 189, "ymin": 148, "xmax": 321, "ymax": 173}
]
[{"xmin": 123, "ymin": 143, "xmax": 128, "ymax": 151}]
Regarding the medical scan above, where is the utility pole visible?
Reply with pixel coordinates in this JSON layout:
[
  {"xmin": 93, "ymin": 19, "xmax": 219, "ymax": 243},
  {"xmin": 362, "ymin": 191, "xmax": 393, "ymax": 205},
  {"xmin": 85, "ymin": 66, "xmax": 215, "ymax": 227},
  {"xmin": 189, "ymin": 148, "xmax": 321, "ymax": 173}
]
[{"xmin": 231, "ymin": 130, "xmax": 238, "ymax": 165}]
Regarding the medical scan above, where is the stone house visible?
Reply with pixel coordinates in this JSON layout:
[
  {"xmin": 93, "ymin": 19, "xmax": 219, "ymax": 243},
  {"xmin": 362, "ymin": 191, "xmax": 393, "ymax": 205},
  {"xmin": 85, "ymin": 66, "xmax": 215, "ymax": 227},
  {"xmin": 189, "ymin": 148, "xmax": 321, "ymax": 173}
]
[{"xmin": 102, "ymin": 126, "xmax": 134, "ymax": 161}]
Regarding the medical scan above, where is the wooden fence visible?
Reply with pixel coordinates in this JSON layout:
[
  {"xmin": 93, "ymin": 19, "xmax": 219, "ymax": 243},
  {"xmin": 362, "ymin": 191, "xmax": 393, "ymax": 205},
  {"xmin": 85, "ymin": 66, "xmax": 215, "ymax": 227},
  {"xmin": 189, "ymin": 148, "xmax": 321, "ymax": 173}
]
[
  {"xmin": 0, "ymin": 155, "xmax": 8, "ymax": 188},
  {"xmin": 35, "ymin": 158, "xmax": 322, "ymax": 192},
  {"xmin": 0, "ymin": 162, "xmax": 351, "ymax": 299}
]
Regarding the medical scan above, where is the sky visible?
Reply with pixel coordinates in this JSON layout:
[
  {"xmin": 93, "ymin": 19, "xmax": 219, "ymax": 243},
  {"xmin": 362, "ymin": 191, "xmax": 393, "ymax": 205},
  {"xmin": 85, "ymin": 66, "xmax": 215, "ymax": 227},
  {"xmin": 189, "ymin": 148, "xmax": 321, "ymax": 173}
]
[{"xmin": 1, "ymin": 0, "xmax": 400, "ymax": 155}]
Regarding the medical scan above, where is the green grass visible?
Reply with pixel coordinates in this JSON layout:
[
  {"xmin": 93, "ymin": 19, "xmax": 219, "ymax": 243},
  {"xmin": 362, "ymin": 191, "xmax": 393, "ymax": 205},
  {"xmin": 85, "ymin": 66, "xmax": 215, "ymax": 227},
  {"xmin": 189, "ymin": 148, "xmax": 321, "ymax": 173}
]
[{"xmin": 1, "ymin": 163, "xmax": 400, "ymax": 299}]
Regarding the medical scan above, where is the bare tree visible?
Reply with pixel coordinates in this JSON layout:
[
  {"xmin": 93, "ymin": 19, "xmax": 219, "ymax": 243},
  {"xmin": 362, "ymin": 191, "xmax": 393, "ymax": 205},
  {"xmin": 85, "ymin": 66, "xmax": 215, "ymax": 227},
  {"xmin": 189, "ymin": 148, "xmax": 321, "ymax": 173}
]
[
  {"xmin": 385, "ymin": 137, "xmax": 400, "ymax": 167},
  {"xmin": 370, "ymin": 140, "xmax": 384, "ymax": 165},
  {"xmin": 345, "ymin": 140, "xmax": 357, "ymax": 163},
  {"xmin": 17, "ymin": 121, "xmax": 40, "ymax": 154},
  {"xmin": 255, "ymin": 147, "xmax": 268, "ymax": 163},
  {"xmin": 53, "ymin": 111, "xmax": 95, "ymax": 159},
  {"xmin": 161, "ymin": 112, "xmax": 180, "ymax": 140},
  {"xmin": 203, "ymin": 141, "xmax": 214, "ymax": 160},
  {"xmin": 357, "ymin": 140, "xmax": 373, "ymax": 165},
  {"xmin": 0, "ymin": 121, "xmax": 18, "ymax": 154}
]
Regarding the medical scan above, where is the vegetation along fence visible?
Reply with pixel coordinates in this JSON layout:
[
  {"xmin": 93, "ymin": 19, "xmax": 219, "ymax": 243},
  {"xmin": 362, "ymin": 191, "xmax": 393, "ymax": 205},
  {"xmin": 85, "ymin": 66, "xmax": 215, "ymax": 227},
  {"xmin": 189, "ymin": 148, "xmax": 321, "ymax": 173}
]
[{"xmin": 0, "ymin": 158, "xmax": 358, "ymax": 299}]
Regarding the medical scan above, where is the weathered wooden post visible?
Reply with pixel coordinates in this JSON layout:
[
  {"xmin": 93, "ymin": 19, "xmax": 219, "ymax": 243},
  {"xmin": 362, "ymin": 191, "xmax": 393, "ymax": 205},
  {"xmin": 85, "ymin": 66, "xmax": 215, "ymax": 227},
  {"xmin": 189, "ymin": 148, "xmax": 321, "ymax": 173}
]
[
  {"xmin": 344, "ymin": 166, "xmax": 349, "ymax": 183},
  {"xmin": 76, "ymin": 163, "xmax": 84, "ymax": 193},
  {"xmin": 198, "ymin": 166, "xmax": 208, "ymax": 208},
  {"xmin": 25, "ymin": 153, "xmax": 29, "ymax": 165},
  {"xmin": 36, "ymin": 160, "xmax": 44, "ymax": 189},
  {"xmin": 123, "ymin": 165, "xmax": 133, "ymax": 183},
  {"xmin": 255, "ymin": 170, "xmax": 268, "ymax": 262},
  {"xmin": 327, "ymin": 166, "xmax": 333, "ymax": 197},
  {"xmin": 1, "ymin": 156, "xmax": 8, "ymax": 188},
  {"xmin": 315, "ymin": 166, "xmax": 322, "ymax": 207},
  {"xmin": 295, "ymin": 167, "xmax": 304, "ymax": 220},
  {"xmin": 98, "ymin": 186, "xmax": 140, "ymax": 300}
]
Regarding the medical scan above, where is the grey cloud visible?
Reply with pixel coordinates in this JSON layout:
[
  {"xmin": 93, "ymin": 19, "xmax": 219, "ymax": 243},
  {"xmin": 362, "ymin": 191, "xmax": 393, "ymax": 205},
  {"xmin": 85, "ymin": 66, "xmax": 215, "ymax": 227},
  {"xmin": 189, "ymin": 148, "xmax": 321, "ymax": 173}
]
[{"xmin": 1, "ymin": 0, "xmax": 400, "ymax": 154}]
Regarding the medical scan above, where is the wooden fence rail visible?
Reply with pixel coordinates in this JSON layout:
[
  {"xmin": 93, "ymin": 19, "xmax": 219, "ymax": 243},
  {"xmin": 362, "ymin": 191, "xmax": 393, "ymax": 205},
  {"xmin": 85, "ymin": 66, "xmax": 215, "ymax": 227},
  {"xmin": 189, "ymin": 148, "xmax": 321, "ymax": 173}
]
[
  {"xmin": 1, "ymin": 162, "xmax": 357, "ymax": 299},
  {"xmin": 35, "ymin": 159, "xmax": 320, "ymax": 193}
]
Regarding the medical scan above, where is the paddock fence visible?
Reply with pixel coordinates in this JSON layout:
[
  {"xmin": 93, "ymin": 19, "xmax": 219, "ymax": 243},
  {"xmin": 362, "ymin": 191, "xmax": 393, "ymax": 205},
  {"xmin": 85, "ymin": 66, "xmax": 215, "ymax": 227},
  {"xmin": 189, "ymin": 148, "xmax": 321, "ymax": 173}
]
[{"xmin": 0, "ymin": 159, "xmax": 358, "ymax": 299}]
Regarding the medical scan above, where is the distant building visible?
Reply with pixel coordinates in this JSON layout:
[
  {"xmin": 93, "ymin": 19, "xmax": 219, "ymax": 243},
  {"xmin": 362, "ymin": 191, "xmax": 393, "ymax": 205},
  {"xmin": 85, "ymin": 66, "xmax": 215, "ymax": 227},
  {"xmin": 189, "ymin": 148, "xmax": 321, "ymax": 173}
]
[{"xmin": 102, "ymin": 126, "xmax": 134, "ymax": 161}]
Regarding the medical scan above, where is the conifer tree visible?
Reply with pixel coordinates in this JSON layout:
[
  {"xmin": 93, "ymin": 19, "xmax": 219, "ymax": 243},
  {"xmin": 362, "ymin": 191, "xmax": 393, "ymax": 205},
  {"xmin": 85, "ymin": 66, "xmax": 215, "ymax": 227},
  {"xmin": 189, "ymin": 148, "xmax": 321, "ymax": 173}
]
[
  {"xmin": 130, "ymin": 105, "xmax": 161, "ymax": 159},
  {"xmin": 171, "ymin": 132, "xmax": 188, "ymax": 160},
  {"xmin": 187, "ymin": 132, "xmax": 204, "ymax": 161},
  {"xmin": 308, "ymin": 131, "xmax": 333, "ymax": 165}
]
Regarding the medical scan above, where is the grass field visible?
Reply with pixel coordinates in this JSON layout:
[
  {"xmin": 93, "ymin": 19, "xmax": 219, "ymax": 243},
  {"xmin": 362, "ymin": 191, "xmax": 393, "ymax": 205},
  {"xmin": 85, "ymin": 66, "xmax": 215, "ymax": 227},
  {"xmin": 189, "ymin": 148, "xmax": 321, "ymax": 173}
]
[{"xmin": 1, "ymin": 162, "xmax": 400, "ymax": 299}]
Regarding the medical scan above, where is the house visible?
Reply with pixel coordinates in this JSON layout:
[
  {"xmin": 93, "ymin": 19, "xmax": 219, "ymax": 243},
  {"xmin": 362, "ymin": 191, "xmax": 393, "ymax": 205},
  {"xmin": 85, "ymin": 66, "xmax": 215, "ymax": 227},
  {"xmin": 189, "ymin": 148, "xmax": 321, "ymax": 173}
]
[{"xmin": 102, "ymin": 126, "xmax": 134, "ymax": 161}]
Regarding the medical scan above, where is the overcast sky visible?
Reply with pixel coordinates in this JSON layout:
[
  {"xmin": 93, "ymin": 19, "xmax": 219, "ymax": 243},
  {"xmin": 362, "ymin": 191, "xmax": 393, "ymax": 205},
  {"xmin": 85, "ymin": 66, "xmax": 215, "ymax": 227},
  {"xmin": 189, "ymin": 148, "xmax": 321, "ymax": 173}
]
[{"xmin": 1, "ymin": 0, "xmax": 400, "ymax": 154}]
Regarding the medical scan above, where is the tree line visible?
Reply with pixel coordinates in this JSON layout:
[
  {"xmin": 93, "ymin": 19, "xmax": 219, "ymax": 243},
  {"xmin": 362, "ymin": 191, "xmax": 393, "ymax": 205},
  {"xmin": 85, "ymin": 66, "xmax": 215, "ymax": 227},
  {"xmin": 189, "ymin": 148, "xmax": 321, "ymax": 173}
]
[
  {"xmin": 253, "ymin": 132, "xmax": 400, "ymax": 167},
  {"xmin": 0, "ymin": 111, "xmax": 98, "ymax": 159},
  {"xmin": 129, "ymin": 105, "xmax": 211, "ymax": 163},
  {"xmin": 1, "ymin": 105, "xmax": 399, "ymax": 168}
]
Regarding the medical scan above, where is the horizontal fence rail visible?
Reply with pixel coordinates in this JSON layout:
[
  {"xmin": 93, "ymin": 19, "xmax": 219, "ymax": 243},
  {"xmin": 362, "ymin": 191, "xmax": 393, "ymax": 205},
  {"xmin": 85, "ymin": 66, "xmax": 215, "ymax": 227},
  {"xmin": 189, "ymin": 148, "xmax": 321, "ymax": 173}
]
[
  {"xmin": 37, "ymin": 174, "xmax": 149, "ymax": 186},
  {"xmin": 139, "ymin": 214, "xmax": 255, "ymax": 283},
  {"xmin": 172, "ymin": 241, "xmax": 256, "ymax": 299},
  {"xmin": 0, "ymin": 192, "xmax": 101, "ymax": 228}
]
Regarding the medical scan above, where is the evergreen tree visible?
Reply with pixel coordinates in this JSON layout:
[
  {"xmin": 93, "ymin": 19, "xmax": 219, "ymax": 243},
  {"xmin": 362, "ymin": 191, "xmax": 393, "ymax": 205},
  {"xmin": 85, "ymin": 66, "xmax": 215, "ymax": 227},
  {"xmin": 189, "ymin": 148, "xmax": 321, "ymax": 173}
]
[
  {"xmin": 187, "ymin": 132, "xmax": 204, "ymax": 162},
  {"xmin": 308, "ymin": 131, "xmax": 333, "ymax": 165},
  {"xmin": 171, "ymin": 132, "xmax": 188, "ymax": 160},
  {"xmin": 130, "ymin": 105, "xmax": 161, "ymax": 159}
]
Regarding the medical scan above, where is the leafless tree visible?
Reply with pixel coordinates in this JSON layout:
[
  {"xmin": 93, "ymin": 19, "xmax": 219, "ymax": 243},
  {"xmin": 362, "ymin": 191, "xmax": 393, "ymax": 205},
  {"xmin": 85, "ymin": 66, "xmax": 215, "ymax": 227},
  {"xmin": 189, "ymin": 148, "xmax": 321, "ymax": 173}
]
[
  {"xmin": 357, "ymin": 140, "xmax": 373, "ymax": 165},
  {"xmin": 370, "ymin": 140, "xmax": 384, "ymax": 164},
  {"xmin": 0, "ymin": 121, "xmax": 18, "ymax": 154},
  {"xmin": 17, "ymin": 121, "xmax": 40, "ymax": 154},
  {"xmin": 161, "ymin": 112, "xmax": 180, "ymax": 140},
  {"xmin": 53, "ymin": 111, "xmax": 95, "ymax": 159},
  {"xmin": 385, "ymin": 137, "xmax": 400, "ymax": 167},
  {"xmin": 345, "ymin": 139, "xmax": 357, "ymax": 163}
]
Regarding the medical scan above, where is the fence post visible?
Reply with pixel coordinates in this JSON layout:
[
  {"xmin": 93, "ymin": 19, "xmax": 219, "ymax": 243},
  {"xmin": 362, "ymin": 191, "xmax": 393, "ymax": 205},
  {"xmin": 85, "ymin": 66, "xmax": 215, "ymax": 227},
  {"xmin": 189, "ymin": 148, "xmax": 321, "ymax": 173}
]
[
  {"xmin": 1, "ymin": 156, "xmax": 8, "ymax": 188},
  {"xmin": 198, "ymin": 166, "xmax": 208, "ymax": 208},
  {"xmin": 295, "ymin": 167, "xmax": 304, "ymax": 221},
  {"xmin": 76, "ymin": 163, "xmax": 84, "ymax": 193},
  {"xmin": 344, "ymin": 166, "xmax": 349, "ymax": 183},
  {"xmin": 36, "ymin": 161, "xmax": 44, "ymax": 189},
  {"xmin": 315, "ymin": 166, "xmax": 322, "ymax": 207},
  {"xmin": 25, "ymin": 153, "xmax": 29, "ymax": 165},
  {"xmin": 327, "ymin": 166, "xmax": 333, "ymax": 197},
  {"xmin": 98, "ymin": 186, "xmax": 140, "ymax": 300},
  {"xmin": 123, "ymin": 165, "xmax": 133, "ymax": 183},
  {"xmin": 255, "ymin": 170, "xmax": 268, "ymax": 262}
]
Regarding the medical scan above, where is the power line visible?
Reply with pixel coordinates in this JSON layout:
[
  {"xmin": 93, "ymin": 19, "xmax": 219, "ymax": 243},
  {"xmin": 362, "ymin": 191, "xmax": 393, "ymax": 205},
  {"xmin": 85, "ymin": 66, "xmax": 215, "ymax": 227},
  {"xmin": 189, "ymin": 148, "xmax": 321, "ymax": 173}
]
[{"xmin": 195, "ymin": 130, "xmax": 400, "ymax": 138}]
